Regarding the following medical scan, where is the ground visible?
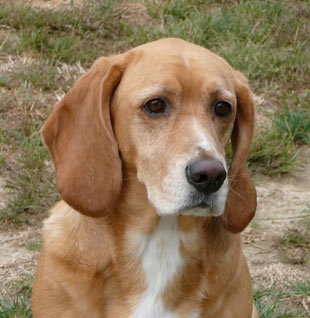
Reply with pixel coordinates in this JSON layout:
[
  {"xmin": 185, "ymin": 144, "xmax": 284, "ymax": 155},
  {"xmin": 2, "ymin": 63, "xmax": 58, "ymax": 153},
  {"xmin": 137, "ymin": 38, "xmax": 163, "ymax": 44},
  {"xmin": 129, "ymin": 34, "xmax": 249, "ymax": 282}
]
[
  {"xmin": 244, "ymin": 147, "xmax": 310, "ymax": 301},
  {"xmin": 0, "ymin": 0, "xmax": 310, "ymax": 316}
]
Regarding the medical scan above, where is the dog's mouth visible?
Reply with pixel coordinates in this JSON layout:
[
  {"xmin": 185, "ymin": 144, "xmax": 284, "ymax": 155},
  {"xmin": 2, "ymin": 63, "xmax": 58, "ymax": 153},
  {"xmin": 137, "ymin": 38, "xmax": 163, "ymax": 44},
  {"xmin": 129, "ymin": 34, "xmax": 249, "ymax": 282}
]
[
  {"xmin": 146, "ymin": 175, "xmax": 228, "ymax": 216},
  {"xmin": 195, "ymin": 201, "xmax": 210, "ymax": 209},
  {"xmin": 177, "ymin": 193, "xmax": 223, "ymax": 217}
]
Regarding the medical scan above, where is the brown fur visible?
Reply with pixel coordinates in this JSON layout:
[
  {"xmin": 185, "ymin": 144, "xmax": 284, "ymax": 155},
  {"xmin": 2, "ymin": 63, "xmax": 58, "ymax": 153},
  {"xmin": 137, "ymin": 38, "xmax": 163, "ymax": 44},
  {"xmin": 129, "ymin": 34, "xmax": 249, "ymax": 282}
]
[{"xmin": 32, "ymin": 38, "xmax": 259, "ymax": 318}]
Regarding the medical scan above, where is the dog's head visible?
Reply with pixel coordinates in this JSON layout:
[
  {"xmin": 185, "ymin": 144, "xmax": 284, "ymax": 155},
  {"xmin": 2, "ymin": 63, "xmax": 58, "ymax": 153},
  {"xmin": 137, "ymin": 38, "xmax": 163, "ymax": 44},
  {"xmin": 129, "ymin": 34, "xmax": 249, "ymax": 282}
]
[{"xmin": 42, "ymin": 38, "xmax": 256, "ymax": 233}]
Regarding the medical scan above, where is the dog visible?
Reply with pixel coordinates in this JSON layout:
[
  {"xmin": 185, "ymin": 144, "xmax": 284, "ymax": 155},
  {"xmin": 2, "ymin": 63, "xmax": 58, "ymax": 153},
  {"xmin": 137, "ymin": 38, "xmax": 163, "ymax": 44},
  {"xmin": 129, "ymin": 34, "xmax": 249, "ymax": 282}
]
[{"xmin": 32, "ymin": 38, "xmax": 258, "ymax": 318}]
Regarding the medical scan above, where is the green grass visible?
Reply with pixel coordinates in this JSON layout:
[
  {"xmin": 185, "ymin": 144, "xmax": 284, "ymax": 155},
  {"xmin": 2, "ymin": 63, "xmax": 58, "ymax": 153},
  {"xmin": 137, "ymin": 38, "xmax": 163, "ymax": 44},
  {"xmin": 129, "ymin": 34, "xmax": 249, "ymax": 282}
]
[
  {"xmin": 0, "ymin": 76, "xmax": 11, "ymax": 88},
  {"xmin": 0, "ymin": 124, "xmax": 59, "ymax": 226},
  {"xmin": 276, "ymin": 218, "xmax": 310, "ymax": 264},
  {"xmin": 1, "ymin": 0, "xmax": 310, "ymax": 84},
  {"xmin": 274, "ymin": 105, "xmax": 310, "ymax": 145},
  {"xmin": 0, "ymin": 86, "xmax": 60, "ymax": 226},
  {"xmin": 141, "ymin": 0, "xmax": 310, "ymax": 84},
  {"xmin": 2, "ymin": 0, "xmax": 308, "ymax": 178},
  {"xmin": 248, "ymin": 130, "xmax": 297, "ymax": 175},
  {"xmin": 248, "ymin": 91, "xmax": 310, "ymax": 175},
  {"xmin": 279, "ymin": 222, "xmax": 310, "ymax": 249},
  {"xmin": 248, "ymin": 112, "xmax": 299, "ymax": 175},
  {"xmin": 0, "ymin": 279, "xmax": 32, "ymax": 318},
  {"xmin": 0, "ymin": 0, "xmax": 129, "ymax": 65},
  {"xmin": 2, "ymin": 279, "xmax": 309, "ymax": 318},
  {"xmin": 254, "ymin": 281, "xmax": 310, "ymax": 317}
]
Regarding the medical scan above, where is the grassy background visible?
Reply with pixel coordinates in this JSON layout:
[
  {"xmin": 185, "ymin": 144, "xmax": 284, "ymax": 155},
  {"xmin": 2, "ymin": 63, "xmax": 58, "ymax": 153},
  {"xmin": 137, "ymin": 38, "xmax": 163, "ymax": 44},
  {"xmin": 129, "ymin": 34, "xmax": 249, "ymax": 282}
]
[{"xmin": 0, "ymin": 0, "xmax": 310, "ymax": 317}]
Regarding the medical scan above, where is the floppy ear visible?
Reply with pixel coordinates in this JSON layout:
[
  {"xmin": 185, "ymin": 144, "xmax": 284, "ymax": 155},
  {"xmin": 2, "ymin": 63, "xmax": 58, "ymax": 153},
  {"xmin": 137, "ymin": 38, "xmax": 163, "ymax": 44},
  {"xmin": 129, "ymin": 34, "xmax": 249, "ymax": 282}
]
[
  {"xmin": 221, "ymin": 71, "xmax": 257, "ymax": 233},
  {"xmin": 42, "ymin": 56, "xmax": 127, "ymax": 217}
]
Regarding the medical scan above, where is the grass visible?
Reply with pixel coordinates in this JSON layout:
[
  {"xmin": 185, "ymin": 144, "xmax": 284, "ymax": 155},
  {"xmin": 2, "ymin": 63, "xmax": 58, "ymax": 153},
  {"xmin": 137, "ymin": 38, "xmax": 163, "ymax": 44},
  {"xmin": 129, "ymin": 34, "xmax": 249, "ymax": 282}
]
[
  {"xmin": 276, "ymin": 217, "xmax": 310, "ymax": 265},
  {"xmin": 0, "ymin": 85, "xmax": 60, "ymax": 227},
  {"xmin": 0, "ymin": 0, "xmax": 127, "ymax": 65},
  {"xmin": 0, "ymin": 0, "xmax": 310, "ymax": 316},
  {"xmin": 248, "ymin": 97, "xmax": 310, "ymax": 175},
  {"xmin": 0, "ymin": 279, "xmax": 32, "ymax": 318},
  {"xmin": 1, "ymin": 0, "xmax": 310, "ymax": 83},
  {"xmin": 254, "ymin": 281, "xmax": 310, "ymax": 318},
  {"xmin": 1, "ymin": 280, "xmax": 309, "ymax": 318},
  {"xmin": 274, "ymin": 104, "xmax": 310, "ymax": 145},
  {"xmin": 0, "ymin": 126, "xmax": 59, "ymax": 225},
  {"xmin": 248, "ymin": 112, "xmax": 298, "ymax": 176},
  {"xmin": 248, "ymin": 129, "xmax": 297, "ymax": 175},
  {"xmin": 2, "ymin": 0, "xmax": 308, "ymax": 178}
]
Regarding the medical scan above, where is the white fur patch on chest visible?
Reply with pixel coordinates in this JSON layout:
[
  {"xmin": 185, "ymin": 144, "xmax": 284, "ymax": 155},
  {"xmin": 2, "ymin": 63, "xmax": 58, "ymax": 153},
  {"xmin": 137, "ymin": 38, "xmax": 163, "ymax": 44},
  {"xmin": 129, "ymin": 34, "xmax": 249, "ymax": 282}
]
[{"xmin": 131, "ymin": 216, "xmax": 183, "ymax": 318}]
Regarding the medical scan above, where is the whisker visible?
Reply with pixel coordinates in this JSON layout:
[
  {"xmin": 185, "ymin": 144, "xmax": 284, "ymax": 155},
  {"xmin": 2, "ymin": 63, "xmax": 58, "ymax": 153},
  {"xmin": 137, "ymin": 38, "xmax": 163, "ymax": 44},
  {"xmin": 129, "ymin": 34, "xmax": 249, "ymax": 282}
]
[{"xmin": 227, "ymin": 186, "xmax": 246, "ymax": 200}]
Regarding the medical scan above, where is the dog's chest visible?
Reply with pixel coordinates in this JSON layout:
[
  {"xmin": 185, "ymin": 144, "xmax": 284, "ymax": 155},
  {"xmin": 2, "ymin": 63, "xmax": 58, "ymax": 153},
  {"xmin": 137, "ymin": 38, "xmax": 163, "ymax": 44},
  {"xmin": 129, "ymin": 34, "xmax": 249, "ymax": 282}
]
[{"xmin": 131, "ymin": 216, "xmax": 190, "ymax": 318}]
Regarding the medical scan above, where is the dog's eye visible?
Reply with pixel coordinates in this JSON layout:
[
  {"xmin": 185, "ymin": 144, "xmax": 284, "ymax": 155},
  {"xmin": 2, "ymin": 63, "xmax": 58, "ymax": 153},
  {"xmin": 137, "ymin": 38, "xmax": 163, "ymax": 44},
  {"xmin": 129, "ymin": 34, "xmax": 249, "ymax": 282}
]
[
  {"xmin": 143, "ymin": 98, "xmax": 167, "ymax": 116},
  {"xmin": 214, "ymin": 101, "xmax": 231, "ymax": 118}
]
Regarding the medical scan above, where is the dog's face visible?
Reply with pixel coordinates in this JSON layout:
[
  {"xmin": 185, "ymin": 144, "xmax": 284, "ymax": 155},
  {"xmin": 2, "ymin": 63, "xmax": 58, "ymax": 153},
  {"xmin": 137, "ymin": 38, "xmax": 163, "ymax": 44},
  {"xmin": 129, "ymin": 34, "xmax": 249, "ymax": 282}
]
[
  {"xmin": 42, "ymin": 38, "xmax": 256, "ymax": 233},
  {"xmin": 112, "ymin": 40, "xmax": 236, "ymax": 217}
]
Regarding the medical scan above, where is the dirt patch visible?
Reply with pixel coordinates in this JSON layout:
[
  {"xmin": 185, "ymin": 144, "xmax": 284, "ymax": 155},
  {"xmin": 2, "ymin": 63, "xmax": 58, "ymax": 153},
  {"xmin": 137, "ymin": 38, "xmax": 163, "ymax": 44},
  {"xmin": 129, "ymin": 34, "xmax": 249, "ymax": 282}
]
[
  {"xmin": 0, "ymin": 228, "xmax": 40, "ymax": 291},
  {"xmin": 243, "ymin": 147, "xmax": 310, "ymax": 295},
  {"xmin": 0, "ymin": 177, "xmax": 9, "ymax": 209},
  {"xmin": 0, "ymin": 177, "xmax": 40, "ymax": 291},
  {"xmin": 121, "ymin": 2, "xmax": 158, "ymax": 27},
  {"xmin": 253, "ymin": 93, "xmax": 273, "ymax": 131}
]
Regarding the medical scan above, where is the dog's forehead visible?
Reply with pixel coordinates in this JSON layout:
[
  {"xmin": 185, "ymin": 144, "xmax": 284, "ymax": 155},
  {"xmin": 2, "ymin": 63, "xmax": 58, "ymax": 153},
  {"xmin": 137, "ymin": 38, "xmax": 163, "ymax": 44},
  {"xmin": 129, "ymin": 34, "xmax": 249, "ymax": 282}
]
[
  {"xmin": 121, "ymin": 38, "xmax": 235, "ymax": 95},
  {"xmin": 132, "ymin": 38, "xmax": 231, "ymax": 72}
]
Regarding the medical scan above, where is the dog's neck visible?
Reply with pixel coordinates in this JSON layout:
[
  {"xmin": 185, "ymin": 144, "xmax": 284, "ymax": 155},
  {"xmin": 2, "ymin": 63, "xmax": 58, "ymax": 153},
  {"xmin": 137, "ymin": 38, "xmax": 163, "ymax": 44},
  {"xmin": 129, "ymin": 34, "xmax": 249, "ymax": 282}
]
[{"xmin": 110, "ymin": 171, "xmax": 236, "ymax": 316}]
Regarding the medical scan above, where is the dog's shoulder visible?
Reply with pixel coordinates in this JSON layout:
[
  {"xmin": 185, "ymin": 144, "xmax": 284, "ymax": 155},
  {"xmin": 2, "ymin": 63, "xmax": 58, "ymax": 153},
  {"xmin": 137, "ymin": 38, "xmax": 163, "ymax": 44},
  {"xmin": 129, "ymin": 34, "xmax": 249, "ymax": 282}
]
[{"xmin": 42, "ymin": 201, "xmax": 116, "ymax": 271}]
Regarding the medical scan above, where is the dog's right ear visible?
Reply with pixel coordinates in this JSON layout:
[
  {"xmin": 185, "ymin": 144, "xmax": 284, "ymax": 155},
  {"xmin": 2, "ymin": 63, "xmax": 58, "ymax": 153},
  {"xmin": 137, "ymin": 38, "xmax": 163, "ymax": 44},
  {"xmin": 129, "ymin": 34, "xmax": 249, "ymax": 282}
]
[{"xmin": 42, "ymin": 55, "xmax": 129, "ymax": 217}]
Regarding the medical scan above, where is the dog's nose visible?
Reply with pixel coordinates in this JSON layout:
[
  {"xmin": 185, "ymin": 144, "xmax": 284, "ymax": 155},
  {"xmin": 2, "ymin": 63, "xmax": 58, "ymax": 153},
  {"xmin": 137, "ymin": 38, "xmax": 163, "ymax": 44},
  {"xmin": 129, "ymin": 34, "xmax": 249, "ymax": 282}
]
[{"xmin": 186, "ymin": 158, "xmax": 226, "ymax": 195}]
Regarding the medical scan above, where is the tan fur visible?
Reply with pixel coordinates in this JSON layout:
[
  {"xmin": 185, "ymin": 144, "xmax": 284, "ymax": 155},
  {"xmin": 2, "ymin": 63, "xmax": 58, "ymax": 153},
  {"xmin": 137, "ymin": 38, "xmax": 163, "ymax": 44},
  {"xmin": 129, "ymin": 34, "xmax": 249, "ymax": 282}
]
[{"xmin": 32, "ymin": 38, "xmax": 258, "ymax": 318}]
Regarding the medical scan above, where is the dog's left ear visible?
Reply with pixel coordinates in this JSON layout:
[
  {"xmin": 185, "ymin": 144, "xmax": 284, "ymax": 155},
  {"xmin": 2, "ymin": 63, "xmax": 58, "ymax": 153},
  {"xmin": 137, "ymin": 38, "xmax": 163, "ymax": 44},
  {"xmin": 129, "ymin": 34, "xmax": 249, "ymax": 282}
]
[{"xmin": 221, "ymin": 71, "xmax": 257, "ymax": 233}]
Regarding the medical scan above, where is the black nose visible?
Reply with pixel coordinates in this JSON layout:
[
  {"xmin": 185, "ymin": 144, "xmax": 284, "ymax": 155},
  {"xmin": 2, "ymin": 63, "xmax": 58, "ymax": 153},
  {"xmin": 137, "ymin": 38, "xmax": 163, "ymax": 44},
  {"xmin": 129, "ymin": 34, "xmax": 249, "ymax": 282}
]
[{"xmin": 186, "ymin": 158, "xmax": 226, "ymax": 195}]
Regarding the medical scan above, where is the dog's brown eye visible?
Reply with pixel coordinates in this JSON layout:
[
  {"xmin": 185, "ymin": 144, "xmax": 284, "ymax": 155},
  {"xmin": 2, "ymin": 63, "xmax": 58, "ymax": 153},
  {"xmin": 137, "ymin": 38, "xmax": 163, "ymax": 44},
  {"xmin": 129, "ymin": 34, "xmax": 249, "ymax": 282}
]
[
  {"xmin": 214, "ymin": 101, "xmax": 231, "ymax": 118},
  {"xmin": 143, "ymin": 98, "xmax": 167, "ymax": 116}
]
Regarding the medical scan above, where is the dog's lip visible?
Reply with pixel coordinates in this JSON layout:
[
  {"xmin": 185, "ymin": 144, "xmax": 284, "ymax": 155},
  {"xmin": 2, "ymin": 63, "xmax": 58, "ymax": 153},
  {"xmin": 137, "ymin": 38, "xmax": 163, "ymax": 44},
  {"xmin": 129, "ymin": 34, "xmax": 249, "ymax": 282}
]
[
  {"xmin": 195, "ymin": 202, "xmax": 209, "ymax": 208},
  {"xmin": 188, "ymin": 194, "xmax": 212, "ymax": 209},
  {"xmin": 178, "ymin": 196, "xmax": 224, "ymax": 217},
  {"xmin": 177, "ymin": 200, "xmax": 211, "ymax": 214}
]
